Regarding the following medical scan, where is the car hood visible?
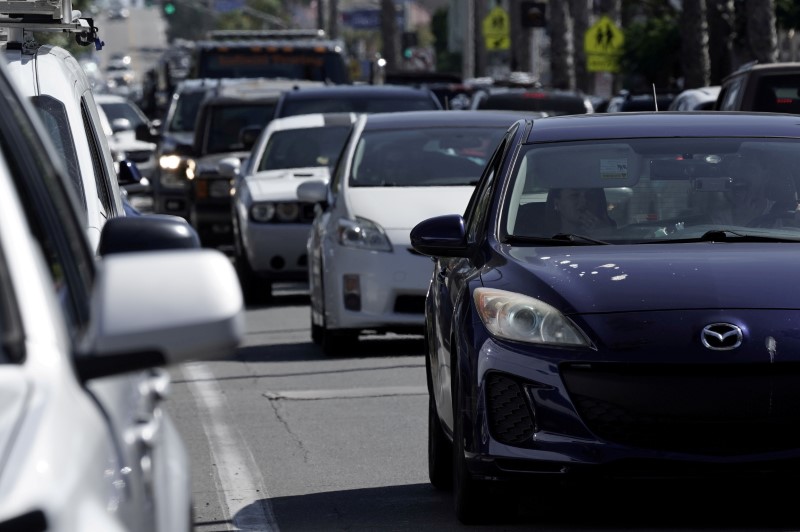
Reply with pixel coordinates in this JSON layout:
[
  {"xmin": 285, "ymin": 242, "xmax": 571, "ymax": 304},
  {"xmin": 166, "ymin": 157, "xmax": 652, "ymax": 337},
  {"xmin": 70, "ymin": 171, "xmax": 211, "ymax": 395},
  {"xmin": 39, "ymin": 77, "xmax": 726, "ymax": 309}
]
[
  {"xmin": 246, "ymin": 167, "xmax": 329, "ymax": 201},
  {"xmin": 347, "ymin": 186, "xmax": 474, "ymax": 230},
  {"xmin": 501, "ymin": 243, "xmax": 800, "ymax": 314}
]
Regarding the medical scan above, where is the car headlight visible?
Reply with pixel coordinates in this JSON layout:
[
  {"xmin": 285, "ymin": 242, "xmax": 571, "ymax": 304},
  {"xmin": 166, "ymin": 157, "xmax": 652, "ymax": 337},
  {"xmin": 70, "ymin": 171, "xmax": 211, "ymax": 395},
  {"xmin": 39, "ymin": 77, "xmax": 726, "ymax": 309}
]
[
  {"xmin": 473, "ymin": 288, "xmax": 591, "ymax": 347},
  {"xmin": 337, "ymin": 217, "xmax": 392, "ymax": 251},
  {"xmin": 159, "ymin": 154, "xmax": 182, "ymax": 170},
  {"xmin": 275, "ymin": 202, "xmax": 300, "ymax": 222},
  {"xmin": 250, "ymin": 203, "xmax": 276, "ymax": 222}
]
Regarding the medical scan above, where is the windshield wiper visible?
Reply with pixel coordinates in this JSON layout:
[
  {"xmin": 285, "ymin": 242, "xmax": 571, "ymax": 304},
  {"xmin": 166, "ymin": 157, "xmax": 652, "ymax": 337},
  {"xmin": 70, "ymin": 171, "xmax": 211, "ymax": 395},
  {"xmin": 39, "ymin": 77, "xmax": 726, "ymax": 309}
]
[
  {"xmin": 504, "ymin": 233, "xmax": 611, "ymax": 246},
  {"xmin": 644, "ymin": 229, "xmax": 800, "ymax": 244}
]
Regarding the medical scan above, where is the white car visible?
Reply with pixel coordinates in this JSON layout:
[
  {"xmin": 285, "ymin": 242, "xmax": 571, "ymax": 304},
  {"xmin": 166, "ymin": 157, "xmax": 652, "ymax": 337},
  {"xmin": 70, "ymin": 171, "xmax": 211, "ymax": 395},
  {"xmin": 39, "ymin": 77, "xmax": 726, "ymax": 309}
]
[
  {"xmin": 297, "ymin": 110, "xmax": 520, "ymax": 354},
  {"xmin": 96, "ymin": 93, "xmax": 158, "ymax": 181},
  {"xmin": 224, "ymin": 112, "xmax": 359, "ymax": 304},
  {"xmin": 2, "ymin": 11, "xmax": 125, "ymax": 252},
  {"xmin": 0, "ymin": 44, "xmax": 244, "ymax": 532}
]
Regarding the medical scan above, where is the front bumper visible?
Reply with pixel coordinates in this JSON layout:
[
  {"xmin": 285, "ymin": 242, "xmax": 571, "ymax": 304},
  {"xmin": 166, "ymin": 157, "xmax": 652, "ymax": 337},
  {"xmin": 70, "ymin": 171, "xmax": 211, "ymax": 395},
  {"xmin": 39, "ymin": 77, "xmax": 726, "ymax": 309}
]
[
  {"xmin": 243, "ymin": 221, "xmax": 312, "ymax": 282},
  {"xmin": 463, "ymin": 335, "xmax": 800, "ymax": 482},
  {"xmin": 323, "ymin": 241, "xmax": 432, "ymax": 333}
]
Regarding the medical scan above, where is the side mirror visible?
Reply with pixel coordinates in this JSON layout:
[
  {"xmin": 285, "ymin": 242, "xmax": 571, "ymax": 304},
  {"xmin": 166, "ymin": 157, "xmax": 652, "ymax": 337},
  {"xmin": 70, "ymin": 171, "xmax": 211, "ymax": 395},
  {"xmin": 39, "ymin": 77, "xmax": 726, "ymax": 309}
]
[
  {"xmin": 218, "ymin": 157, "xmax": 241, "ymax": 178},
  {"xmin": 98, "ymin": 214, "xmax": 201, "ymax": 256},
  {"xmin": 118, "ymin": 160, "xmax": 144, "ymax": 186},
  {"xmin": 135, "ymin": 122, "xmax": 160, "ymax": 143},
  {"xmin": 297, "ymin": 179, "xmax": 328, "ymax": 204},
  {"xmin": 410, "ymin": 214, "xmax": 468, "ymax": 257}
]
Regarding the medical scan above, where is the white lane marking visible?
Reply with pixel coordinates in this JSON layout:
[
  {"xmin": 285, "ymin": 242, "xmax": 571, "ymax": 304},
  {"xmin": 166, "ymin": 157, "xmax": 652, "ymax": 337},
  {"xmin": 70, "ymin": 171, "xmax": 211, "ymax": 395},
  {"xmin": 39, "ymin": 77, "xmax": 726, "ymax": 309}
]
[
  {"xmin": 184, "ymin": 363, "xmax": 280, "ymax": 532},
  {"xmin": 264, "ymin": 386, "xmax": 428, "ymax": 401}
]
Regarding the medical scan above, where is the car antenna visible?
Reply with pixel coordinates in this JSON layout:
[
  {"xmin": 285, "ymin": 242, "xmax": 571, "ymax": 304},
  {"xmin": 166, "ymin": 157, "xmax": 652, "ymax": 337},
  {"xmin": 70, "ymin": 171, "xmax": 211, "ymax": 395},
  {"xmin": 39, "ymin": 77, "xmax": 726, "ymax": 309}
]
[{"xmin": 652, "ymin": 83, "xmax": 659, "ymax": 111}]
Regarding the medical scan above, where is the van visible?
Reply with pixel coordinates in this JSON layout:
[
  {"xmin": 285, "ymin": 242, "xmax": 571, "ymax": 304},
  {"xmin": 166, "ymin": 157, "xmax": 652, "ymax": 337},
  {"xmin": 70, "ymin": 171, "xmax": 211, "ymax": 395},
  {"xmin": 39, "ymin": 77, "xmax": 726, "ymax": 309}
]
[{"xmin": 0, "ymin": 1, "xmax": 125, "ymax": 251}]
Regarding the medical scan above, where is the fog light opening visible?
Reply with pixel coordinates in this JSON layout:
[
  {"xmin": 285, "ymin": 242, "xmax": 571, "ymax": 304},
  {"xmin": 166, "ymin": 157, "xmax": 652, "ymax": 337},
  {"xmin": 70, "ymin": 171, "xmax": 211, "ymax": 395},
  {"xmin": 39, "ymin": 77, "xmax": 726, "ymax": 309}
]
[
  {"xmin": 270, "ymin": 256, "xmax": 286, "ymax": 270},
  {"xmin": 343, "ymin": 274, "xmax": 361, "ymax": 311}
]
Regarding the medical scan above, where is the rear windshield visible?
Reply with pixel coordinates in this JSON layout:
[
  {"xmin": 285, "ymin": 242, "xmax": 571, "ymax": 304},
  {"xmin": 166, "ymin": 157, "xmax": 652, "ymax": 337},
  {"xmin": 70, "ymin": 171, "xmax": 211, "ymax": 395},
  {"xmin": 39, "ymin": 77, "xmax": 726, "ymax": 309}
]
[
  {"xmin": 279, "ymin": 95, "xmax": 440, "ymax": 118},
  {"xmin": 477, "ymin": 92, "xmax": 589, "ymax": 115},
  {"xmin": 752, "ymin": 74, "xmax": 800, "ymax": 114},
  {"xmin": 194, "ymin": 47, "xmax": 349, "ymax": 84}
]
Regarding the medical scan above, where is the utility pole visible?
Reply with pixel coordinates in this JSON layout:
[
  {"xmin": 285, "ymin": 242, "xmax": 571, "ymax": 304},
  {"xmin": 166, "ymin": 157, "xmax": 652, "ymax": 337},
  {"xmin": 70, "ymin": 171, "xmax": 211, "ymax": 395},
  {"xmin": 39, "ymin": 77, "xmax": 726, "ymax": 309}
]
[{"xmin": 328, "ymin": 0, "xmax": 338, "ymax": 39}]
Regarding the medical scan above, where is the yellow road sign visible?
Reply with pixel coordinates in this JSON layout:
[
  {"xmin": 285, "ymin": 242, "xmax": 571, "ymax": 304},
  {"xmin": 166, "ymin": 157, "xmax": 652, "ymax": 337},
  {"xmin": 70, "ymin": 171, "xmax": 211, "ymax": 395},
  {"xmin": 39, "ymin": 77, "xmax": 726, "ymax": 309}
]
[
  {"xmin": 585, "ymin": 15, "xmax": 624, "ymax": 55},
  {"xmin": 585, "ymin": 15, "xmax": 624, "ymax": 72},
  {"xmin": 483, "ymin": 6, "xmax": 510, "ymax": 51}
]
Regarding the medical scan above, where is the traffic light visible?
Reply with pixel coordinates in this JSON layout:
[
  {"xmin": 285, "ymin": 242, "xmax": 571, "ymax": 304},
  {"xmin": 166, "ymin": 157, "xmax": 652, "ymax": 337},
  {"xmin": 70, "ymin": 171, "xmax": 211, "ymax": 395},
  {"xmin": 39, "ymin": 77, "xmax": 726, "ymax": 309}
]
[
  {"xmin": 401, "ymin": 31, "xmax": 417, "ymax": 60},
  {"xmin": 163, "ymin": 1, "xmax": 176, "ymax": 16},
  {"xmin": 521, "ymin": 1, "xmax": 546, "ymax": 28}
]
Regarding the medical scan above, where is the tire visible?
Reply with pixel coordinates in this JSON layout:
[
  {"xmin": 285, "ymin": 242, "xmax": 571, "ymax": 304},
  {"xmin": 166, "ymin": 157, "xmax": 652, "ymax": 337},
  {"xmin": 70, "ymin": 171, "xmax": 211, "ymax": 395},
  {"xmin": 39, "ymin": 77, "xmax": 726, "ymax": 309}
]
[
  {"xmin": 311, "ymin": 310, "xmax": 323, "ymax": 344},
  {"xmin": 428, "ymin": 394, "xmax": 453, "ymax": 490},
  {"xmin": 453, "ymin": 368, "xmax": 492, "ymax": 525},
  {"xmin": 234, "ymin": 242, "xmax": 272, "ymax": 306},
  {"xmin": 320, "ymin": 326, "xmax": 356, "ymax": 356}
]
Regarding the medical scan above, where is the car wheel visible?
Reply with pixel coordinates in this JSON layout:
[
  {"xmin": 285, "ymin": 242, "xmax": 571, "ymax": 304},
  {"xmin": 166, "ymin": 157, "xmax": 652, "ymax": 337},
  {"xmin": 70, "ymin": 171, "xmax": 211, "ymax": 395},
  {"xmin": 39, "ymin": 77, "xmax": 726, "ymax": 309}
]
[
  {"xmin": 453, "ymin": 368, "xmax": 492, "ymax": 524},
  {"xmin": 234, "ymin": 228, "xmax": 272, "ymax": 305},
  {"xmin": 311, "ymin": 309, "xmax": 323, "ymax": 344},
  {"xmin": 428, "ymin": 393, "xmax": 453, "ymax": 490},
  {"xmin": 320, "ymin": 324, "xmax": 356, "ymax": 356}
]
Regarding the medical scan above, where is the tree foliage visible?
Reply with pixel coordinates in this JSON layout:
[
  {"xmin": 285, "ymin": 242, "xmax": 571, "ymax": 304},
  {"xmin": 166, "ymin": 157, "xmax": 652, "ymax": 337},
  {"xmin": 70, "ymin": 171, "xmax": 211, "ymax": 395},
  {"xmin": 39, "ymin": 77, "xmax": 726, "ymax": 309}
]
[{"xmin": 619, "ymin": 12, "xmax": 682, "ymax": 91}]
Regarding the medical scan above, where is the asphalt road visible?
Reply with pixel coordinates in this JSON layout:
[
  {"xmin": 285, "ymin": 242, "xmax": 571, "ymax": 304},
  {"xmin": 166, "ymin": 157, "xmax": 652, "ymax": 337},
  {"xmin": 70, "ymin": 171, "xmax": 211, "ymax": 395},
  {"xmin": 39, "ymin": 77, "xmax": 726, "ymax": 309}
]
[{"xmin": 164, "ymin": 283, "xmax": 800, "ymax": 532}]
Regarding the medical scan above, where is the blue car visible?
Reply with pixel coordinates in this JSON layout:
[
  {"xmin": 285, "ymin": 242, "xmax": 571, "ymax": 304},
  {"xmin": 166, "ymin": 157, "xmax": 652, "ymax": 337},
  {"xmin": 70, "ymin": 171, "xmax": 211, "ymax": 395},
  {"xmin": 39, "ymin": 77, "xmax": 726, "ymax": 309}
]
[{"xmin": 411, "ymin": 112, "xmax": 800, "ymax": 524}]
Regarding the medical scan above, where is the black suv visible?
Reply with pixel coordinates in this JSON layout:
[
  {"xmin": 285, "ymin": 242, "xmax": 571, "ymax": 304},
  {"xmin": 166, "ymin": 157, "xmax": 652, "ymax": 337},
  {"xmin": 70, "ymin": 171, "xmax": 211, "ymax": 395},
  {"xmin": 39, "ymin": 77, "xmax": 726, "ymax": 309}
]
[{"xmin": 715, "ymin": 61, "xmax": 800, "ymax": 114}]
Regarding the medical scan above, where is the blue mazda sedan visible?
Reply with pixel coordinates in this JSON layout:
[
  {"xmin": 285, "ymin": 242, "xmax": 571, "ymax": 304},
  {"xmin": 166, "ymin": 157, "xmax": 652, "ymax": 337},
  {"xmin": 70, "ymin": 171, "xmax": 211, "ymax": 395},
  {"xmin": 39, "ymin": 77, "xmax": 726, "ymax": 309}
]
[{"xmin": 411, "ymin": 112, "xmax": 800, "ymax": 524}]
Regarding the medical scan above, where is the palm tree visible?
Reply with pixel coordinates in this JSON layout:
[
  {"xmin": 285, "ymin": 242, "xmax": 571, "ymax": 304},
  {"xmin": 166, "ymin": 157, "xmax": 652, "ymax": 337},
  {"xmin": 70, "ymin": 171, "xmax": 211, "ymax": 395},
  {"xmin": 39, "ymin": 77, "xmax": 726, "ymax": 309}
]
[
  {"xmin": 550, "ymin": 0, "xmax": 575, "ymax": 89},
  {"xmin": 746, "ymin": 0, "xmax": 778, "ymax": 62},
  {"xmin": 680, "ymin": 0, "xmax": 711, "ymax": 88}
]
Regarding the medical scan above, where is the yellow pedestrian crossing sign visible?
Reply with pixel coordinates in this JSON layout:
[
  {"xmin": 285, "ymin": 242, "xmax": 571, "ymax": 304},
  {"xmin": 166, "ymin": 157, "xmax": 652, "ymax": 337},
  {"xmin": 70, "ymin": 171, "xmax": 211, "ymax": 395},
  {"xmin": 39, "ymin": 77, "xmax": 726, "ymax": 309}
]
[
  {"xmin": 483, "ymin": 6, "xmax": 510, "ymax": 51},
  {"xmin": 584, "ymin": 15, "xmax": 624, "ymax": 72}
]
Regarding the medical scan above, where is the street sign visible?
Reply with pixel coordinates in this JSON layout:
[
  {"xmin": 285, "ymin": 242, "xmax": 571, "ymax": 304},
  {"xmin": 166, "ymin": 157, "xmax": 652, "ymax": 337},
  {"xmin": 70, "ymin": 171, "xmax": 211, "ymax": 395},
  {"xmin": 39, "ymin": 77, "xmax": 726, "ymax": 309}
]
[
  {"xmin": 482, "ymin": 5, "xmax": 510, "ymax": 51},
  {"xmin": 584, "ymin": 15, "xmax": 624, "ymax": 73}
]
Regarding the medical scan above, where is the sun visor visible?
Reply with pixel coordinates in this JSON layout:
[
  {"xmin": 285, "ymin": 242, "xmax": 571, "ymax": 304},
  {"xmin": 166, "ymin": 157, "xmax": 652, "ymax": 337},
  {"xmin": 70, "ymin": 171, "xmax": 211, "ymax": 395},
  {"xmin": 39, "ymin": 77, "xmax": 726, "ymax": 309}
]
[{"xmin": 526, "ymin": 143, "xmax": 640, "ymax": 188}]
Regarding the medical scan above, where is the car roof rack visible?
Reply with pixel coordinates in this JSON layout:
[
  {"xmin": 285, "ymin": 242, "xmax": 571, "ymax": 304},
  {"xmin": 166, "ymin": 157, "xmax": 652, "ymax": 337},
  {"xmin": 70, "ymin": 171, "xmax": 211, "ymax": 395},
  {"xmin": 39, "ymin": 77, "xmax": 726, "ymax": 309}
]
[{"xmin": 0, "ymin": 0, "xmax": 102, "ymax": 51}]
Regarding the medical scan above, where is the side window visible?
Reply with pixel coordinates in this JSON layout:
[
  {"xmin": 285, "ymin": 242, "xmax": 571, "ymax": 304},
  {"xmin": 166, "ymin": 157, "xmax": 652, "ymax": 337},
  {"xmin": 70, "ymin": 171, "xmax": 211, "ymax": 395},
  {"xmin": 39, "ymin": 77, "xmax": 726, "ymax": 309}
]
[
  {"xmin": 718, "ymin": 77, "xmax": 744, "ymax": 110},
  {"xmin": 2, "ymin": 86, "xmax": 94, "ymax": 335},
  {"xmin": 81, "ymin": 98, "xmax": 114, "ymax": 220},
  {"xmin": 29, "ymin": 95, "xmax": 86, "ymax": 212},
  {"xmin": 465, "ymin": 125, "xmax": 517, "ymax": 244}
]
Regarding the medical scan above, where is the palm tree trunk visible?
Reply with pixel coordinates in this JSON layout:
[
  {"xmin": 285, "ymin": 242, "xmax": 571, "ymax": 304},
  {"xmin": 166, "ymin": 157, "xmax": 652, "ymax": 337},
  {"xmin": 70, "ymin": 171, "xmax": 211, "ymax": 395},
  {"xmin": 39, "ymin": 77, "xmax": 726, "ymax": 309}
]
[{"xmin": 680, "ymin": 0, "xmax": 711, "ymax": 88}]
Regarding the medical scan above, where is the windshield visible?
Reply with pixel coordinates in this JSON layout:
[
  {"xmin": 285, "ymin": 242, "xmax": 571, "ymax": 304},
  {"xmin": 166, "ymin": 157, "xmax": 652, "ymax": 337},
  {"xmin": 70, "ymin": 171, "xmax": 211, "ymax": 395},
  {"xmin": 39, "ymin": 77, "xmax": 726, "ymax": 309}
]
[
  {"xmin": 257, "ymin": 125, "xmax": 351, "ymax": 172},
  {"xmin": 205, "ymin": 104, "xmax": 276, "ymax": 154},
  {"xmin": 99, "ymin": 101, "xmax": 147, "ymax": 129},
  {"xmin": 503, "ymin": 137, "xmax": 800, "ymax": 244},
  {"xmin": 349, "ymin": 126, "xmax": 507, "ymax": 187},
  {"xmin": 168, "ymin": 90, "xmax": 207, "ymax": 133}
]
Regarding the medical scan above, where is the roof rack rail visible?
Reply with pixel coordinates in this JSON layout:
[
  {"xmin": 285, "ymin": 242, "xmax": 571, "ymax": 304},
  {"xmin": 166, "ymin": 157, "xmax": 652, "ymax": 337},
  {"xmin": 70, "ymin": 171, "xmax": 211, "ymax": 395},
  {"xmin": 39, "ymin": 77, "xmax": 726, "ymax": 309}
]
[
  {"xmin": 0, "ymin": 0, "xmax": 101, "ymax": 49},
  {"xmin": 205, "ymin": 28, "xmax": 326, "ymax": 41}
]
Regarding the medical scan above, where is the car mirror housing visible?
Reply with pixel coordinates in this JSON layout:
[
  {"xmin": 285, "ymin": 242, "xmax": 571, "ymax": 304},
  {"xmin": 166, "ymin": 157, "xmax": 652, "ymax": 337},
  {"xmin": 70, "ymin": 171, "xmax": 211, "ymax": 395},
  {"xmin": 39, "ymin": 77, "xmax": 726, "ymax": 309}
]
[
  {"xmin": 410, "ymin": 214, "xmax": 468, "ymax": 257},
  {"xmin": 297, "ymin": 179, "xmax": 328, "ymax": 204},
  {"xmin": 218, "ymin": 156, "xmax": 241, "ymax": 178},
  {"xmin": 76, "ymin": 248, "xmax": 244, "ymax": 380},
  {"xmin": 98, "ymin": 214, "xmax": 202, "ymax": 255},
  {"xmin": 117, "ymin": 159, "xmax": 144, "ymax": 186}
]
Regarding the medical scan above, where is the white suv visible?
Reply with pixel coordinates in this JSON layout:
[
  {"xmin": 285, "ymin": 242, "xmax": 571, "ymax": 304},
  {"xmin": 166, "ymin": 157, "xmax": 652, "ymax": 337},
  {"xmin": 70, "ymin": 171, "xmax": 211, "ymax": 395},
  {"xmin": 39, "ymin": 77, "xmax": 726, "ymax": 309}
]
[
  {"xmin": 0, "ymin": 2, "xmax": 125, "ymax": 252},
  {"xmin": 0, "ymin": 40, "xmax": 244, "ymax": 531}
]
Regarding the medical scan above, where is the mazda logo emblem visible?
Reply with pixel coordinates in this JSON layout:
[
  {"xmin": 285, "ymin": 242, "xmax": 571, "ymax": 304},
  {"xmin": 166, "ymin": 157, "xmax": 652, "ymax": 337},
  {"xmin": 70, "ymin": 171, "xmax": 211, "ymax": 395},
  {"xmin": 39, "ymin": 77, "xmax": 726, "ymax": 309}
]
[{"xmin": 701, "ymin": 323, "xmax": 743, "ymax": 350}]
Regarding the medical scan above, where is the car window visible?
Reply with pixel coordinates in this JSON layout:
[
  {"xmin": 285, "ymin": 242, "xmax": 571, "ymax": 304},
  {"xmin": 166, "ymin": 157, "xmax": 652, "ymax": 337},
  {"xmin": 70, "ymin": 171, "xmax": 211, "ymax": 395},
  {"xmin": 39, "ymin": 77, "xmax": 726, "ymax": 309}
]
[
  {"xmin": 205, "ymin": 104, "xmax": 276, "ymax": 153},
  {"xmin": 29, "ymin": 95, "xmax": 85, "ymax": 212},
  {"xmin": 81, "ymin": 98, "xmax": 112, "ymax": 220},
  {"xmin": 169, "ymin": 90, "xmax": 207, "ymax": 133},
  {"xmin": 100, "ymin": 101, "xmax": 147, "ymax": 129},
  {"xmin": 718, "ymin": 76, "xmax": 744, "ymax": 110},
  {"xmin": 752, "ymin": 74, "xmax": 800, "ymax": 114},
  {"xmin": 349, "ymin": 126, "xmax": 507, "ymax": 187},
  {"xmin": 280, "ymin": 96, "xmax": 439, "ymax": 117},
  {"xmin": 1, "ymin": 86, "xmax": 93, "ymax": 334},
  {"xmin": 257, "ymin": 125, "xmax": 352, "ymax": 171}
]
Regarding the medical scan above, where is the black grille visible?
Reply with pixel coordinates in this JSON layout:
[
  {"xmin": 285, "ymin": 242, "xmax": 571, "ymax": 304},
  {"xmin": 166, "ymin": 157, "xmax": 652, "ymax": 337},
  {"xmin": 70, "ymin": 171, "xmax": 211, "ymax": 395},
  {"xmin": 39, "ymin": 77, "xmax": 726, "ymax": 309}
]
[
  {"xmin": 393, "ymin": 295, "xmax": 425, "ymax": 314},
  {"xmin": 301, "ymin": 203, "xmax": 317, "ymax": 223},
  {"xmin": 486, "ymin": 373, "xmax": 535, "ymax": 445},
  {"xmin": 563, "ymin": 363, "xmax": 800, "ymax": 455}
]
